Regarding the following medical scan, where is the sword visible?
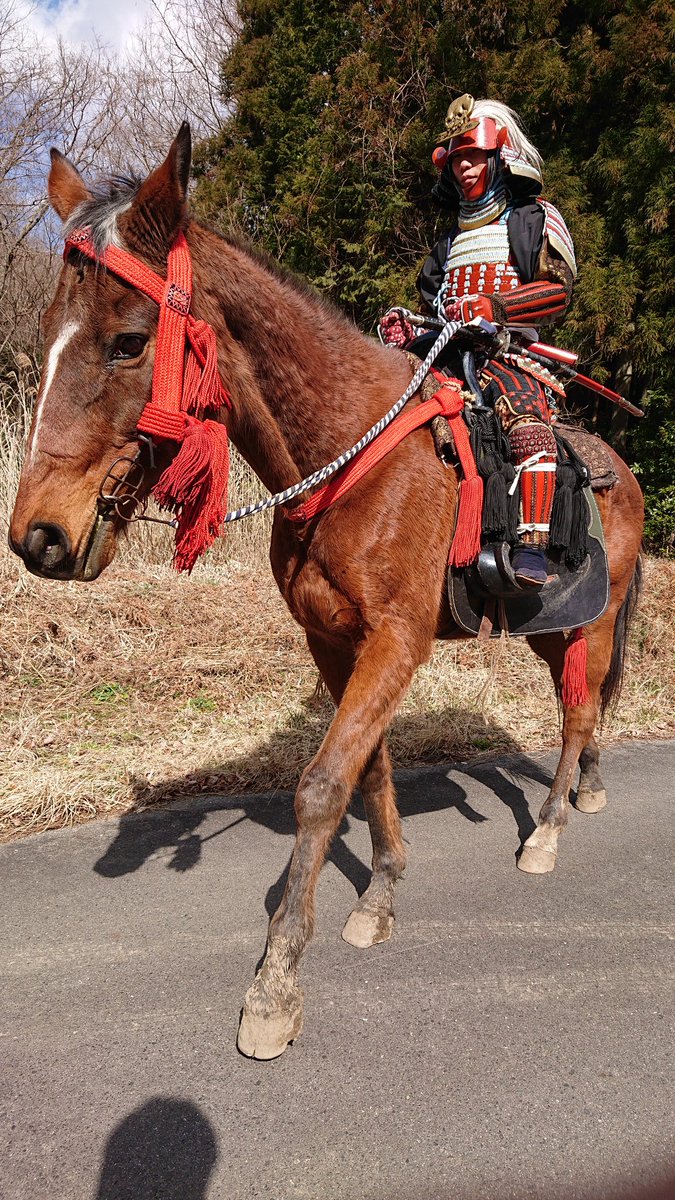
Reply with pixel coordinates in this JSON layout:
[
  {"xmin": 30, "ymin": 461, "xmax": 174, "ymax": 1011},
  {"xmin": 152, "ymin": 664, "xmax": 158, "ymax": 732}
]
[
  {"xmin": 385, "ymin": 316, "xmax": 645, "ymax": 419},
  {"xmin": 518, "ymin": 341, "xmax": 645, "ymax": 419}
]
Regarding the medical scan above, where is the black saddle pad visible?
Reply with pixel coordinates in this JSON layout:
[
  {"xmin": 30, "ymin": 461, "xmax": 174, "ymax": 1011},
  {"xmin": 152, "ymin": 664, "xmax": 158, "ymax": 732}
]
[{"xmin": 448, "ymin": 489, "xmax": 609, "ymax": 638}]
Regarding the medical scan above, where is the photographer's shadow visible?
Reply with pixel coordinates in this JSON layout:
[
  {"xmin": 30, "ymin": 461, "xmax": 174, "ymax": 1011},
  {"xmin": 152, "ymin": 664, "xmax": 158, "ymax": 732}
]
[{"xmin": 96, "ymin": 1097, "xmax": 217, "ymax": 1200}]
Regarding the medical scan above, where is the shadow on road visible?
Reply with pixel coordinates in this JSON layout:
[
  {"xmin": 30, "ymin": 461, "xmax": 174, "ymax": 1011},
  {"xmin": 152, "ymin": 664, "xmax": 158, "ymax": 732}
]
[
  {"xmin": 94, "ymin": 697, "xmax": 555, "ymax": 891},
  {"xmin": 95, "ymin": 1097, "xmax": 217, "ymax": 1200}
]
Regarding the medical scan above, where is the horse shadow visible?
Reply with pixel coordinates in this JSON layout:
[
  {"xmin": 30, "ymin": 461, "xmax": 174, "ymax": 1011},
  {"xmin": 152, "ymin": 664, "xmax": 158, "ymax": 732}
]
[
  {"xmin": 95, "ymin": 1097, "xmax": 217, "ymax": 1199},
  {"xmin": 94, "ymin": 694, "xmax": 555, "ymax": 907}
]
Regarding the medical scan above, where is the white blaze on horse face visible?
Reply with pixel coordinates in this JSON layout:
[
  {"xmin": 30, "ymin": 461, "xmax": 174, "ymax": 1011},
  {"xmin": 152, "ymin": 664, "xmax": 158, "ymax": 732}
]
[{"xmin": 27, "ymin": 320, "xmax": 80, "ymax": 466}]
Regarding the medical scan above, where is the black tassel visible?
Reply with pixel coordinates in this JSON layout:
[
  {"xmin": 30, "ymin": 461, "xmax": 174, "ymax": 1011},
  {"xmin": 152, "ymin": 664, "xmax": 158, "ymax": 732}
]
[
  {"xmin": 549, "ymin": 460, "xmax": 577, "ymax": 548},
  {"xmin": 471, "ymin": 409, "xmax": 511, "ymax": 473},
  {"xmin": 551, "ymin": 432, "xmax": 591, "ymax": 568},
  {"xmin": 483, "ymin": 472, "xmax": 510, "ymax": 542},
  {"xmin": 470, "ymin": 410, "xmax": 518, "ymax": 543},
  {"xmin": 567, "ymin": 489, "xmax": 589, "ymax": 570}
]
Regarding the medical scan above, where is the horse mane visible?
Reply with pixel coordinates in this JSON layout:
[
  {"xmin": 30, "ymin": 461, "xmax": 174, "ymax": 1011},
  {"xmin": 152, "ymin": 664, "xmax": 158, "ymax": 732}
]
[
  {"xmin": 64, "ymin": 176, "xmax": 142, "ymax": 255},
  {"xmin": 209, "ymin": 227, "xmax": 358, "ymax": 334}
]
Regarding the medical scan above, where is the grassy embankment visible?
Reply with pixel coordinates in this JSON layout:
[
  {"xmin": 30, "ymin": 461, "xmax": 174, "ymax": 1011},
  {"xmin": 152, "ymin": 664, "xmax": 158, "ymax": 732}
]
[{"xmin": 2, "ymin": 366, "xmax": 674, "ymax": 841}]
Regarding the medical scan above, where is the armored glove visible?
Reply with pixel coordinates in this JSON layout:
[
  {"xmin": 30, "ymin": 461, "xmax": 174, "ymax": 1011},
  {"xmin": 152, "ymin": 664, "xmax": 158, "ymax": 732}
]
[
  {"xmin": 379, "ymin": 309, "xmax": 415, "ymax": 347},
  {"xmin": 444, "ymin": 295, "xmax": 495, "ymax": 324},
  {"xmin": 445, "ymin": 282, "xmax": 568, "ymax": 328}
]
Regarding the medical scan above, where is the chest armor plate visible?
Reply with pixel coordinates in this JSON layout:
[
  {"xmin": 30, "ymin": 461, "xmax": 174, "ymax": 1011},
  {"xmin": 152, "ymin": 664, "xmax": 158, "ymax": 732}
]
[{"xmin": 443, "ymin": 217, "xmax": 520, "ymax": 300}]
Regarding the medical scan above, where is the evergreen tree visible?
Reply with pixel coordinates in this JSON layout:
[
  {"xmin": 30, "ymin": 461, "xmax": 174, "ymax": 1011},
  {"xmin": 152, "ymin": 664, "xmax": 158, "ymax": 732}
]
[{"xmin": 195, "ymin": 0, "xmax": 675, "ymax": 551}]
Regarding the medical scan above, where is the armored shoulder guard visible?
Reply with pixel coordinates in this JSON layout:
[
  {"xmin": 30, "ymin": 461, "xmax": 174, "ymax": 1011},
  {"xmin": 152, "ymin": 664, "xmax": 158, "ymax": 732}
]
[{"xmin": 540, "ymin": 201, "xmax": 577, "ymax": 279}]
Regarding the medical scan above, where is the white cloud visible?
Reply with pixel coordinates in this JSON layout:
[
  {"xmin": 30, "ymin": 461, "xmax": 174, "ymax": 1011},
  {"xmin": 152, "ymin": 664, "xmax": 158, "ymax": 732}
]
[{"xmin": 21, "ymin": 0, "xmax": 154, "ymax": 54}]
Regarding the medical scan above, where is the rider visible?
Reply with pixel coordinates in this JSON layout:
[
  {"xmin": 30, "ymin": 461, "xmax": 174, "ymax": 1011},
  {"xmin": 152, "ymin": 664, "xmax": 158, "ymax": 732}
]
[{"xmin": 381, "ymin": 95, "xmax": 577, "ymax": 587}]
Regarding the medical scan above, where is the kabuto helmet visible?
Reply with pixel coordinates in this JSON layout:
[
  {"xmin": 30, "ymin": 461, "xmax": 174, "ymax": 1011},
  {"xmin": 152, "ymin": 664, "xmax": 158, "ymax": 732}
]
[{"xmin": 432, "ymin": 95, "xmax": 543, "ymax": 205}]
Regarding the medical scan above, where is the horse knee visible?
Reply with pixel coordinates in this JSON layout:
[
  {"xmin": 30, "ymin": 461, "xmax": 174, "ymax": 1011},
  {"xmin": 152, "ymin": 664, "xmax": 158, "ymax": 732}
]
[{"xmin": 295, "ymin": 761, "xmax": 350, "ymax": 831}]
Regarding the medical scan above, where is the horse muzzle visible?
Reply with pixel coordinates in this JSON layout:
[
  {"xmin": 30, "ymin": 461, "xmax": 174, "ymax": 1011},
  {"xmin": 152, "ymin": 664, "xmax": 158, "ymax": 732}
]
[
  {"xmin": 8, "ymin": 513, "xmax": 116, "ymax": 581},
  {"xmin": 9, "ymin": 520, "xmax": 76, "ymax": 579}
]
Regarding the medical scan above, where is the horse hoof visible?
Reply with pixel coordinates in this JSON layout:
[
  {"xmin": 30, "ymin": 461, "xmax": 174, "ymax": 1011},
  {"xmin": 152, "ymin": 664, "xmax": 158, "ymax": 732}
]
[
  {"xmin": 575, "ymin": 787, "xmax": 607, "ymax": 814},
  {"xmin": 237, "ymin": 999, "xmax": 303, "ymax": 1060},
  {"xmin": 517, "ymin": 845, "xmax": 557, "ymax": 874},
  {"xmin": 341, "ymin": 908, "xmax": 394, "ymax": 949}
]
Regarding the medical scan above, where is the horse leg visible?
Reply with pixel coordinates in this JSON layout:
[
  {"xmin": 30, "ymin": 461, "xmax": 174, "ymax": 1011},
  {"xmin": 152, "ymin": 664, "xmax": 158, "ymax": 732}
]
[
  {"xmin": 303, "ymin": 632, "xmax": 406, "ymax": 948},
  {"xmin": 519, "ymin": 617, "xmax": 614, "ymax": 874},
  {"xmin": 577, "ymin": 735, "xmax": 607, "ymax": 813},
  {"xmin": 342, "ymin": 737, "xmax": 406, "ymax": 948},
  {"xmin": 237, "ymin": 621, "xmax": 423, "ymax": 1059}
]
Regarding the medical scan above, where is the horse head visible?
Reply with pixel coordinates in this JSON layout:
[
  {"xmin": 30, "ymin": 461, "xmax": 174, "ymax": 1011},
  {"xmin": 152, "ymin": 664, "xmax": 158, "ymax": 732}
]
[{"xmin": 9, "ymin": 125, "xmax": 193, "ymax": 580}]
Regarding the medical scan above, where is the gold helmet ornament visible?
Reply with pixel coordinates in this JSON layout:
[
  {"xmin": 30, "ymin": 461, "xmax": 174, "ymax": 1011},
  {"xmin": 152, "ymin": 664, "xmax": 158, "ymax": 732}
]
[
  {"xmin": 438, "ymin": 93, "xmax": 507, "ymax": 159},
  {"xmin": 437, "ymin": 93, "xmax": 480, "ymax": 142}
]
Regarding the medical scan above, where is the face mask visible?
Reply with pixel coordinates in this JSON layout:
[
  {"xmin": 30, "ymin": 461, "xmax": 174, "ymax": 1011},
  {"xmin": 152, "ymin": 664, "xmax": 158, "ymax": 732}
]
[{"xmin": 463, "ymin": 161, "xmax": 489, "ymax": 200}]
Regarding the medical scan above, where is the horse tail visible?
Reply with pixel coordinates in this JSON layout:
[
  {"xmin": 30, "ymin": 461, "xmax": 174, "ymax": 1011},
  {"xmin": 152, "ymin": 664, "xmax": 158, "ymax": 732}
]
[{"xmin": 601, "ymin": 550, "xmax": 644, "ymax": 718}]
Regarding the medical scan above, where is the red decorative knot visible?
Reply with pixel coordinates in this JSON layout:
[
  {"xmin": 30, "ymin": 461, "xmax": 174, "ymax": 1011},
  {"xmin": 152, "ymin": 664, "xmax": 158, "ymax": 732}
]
[
  {"xmin": 166, "ymin": 282, "xmax": 191, "ymax": 315},
  {"xmin": 67, "ymin": 228, "xmax": 91, "ymax": 245}
]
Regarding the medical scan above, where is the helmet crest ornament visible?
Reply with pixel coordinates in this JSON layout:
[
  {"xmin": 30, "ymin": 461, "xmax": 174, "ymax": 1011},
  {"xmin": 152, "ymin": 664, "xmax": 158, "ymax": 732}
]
[{"xmin": 438, "ymin": 94, "xmax": 479, "ymax": 142}]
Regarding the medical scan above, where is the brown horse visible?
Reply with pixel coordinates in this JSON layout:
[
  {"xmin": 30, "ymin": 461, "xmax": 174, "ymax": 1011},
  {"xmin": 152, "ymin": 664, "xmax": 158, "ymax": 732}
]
[{"xmin": 10, "ymin": 127, "xmax": 644, "ymax": 1059}]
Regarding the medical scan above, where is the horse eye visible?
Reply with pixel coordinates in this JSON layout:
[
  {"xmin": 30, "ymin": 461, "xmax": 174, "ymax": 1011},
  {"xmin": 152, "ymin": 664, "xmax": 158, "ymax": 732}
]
[{"xmin": 111, "ymin": 334, "xmax": 147, "ymax": 360}]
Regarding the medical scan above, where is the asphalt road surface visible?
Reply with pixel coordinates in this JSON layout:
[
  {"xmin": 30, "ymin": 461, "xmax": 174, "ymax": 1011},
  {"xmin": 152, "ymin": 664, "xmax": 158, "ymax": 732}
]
[{"xmin": 2, "ymin": 739, "xmax": 674, "ymax": 1200}]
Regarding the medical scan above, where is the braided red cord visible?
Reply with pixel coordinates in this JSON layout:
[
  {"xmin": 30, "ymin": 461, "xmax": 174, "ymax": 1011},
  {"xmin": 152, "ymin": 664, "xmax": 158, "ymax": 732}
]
[
  {"xmin": 562, "ymin": 626, "xmax": 590, "ymax": 707},
  {"xmin": 429, "ymin": 370, "xmax": 483, "ymax": 567}
]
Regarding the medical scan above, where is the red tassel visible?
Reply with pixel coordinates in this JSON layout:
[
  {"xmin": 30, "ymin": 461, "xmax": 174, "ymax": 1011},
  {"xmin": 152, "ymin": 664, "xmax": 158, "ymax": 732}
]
[
  {"xmin": 562, "ymin": 627, "xmax": 590, "ymax": 708},
  {"xmin": 449, "ymin": 475, "xmax": 484, "ymax": 567},
  {"xmin": 184, "ymin": 320, "xmax": 227, "ymax": 417},
  {"xmin": 152, "ymin": 417, "xmax": 230, "ymax": 573}
]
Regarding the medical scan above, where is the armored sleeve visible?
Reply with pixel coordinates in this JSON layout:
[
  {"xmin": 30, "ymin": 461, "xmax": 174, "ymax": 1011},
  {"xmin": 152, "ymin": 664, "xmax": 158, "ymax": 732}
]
[{"xmin": 491, "ymin": 201, "xmax": 576, "ymax": 327}]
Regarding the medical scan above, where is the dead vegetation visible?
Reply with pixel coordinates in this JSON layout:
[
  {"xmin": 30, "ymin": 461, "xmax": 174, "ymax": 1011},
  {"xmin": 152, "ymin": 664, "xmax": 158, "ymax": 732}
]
[
  {"xmin": 2, "ymin": 538, "xmax": 673, "ymax": 842},
  {"xmin": 3, "ymin": 359, "xmax": 673, "ymax": 840}
]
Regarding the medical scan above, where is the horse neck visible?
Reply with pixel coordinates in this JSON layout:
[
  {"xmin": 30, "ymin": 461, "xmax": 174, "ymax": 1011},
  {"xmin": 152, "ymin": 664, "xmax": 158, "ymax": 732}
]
[{"xmin": 187, "ymin": 224, "xmax": 408, "ymax": 494}]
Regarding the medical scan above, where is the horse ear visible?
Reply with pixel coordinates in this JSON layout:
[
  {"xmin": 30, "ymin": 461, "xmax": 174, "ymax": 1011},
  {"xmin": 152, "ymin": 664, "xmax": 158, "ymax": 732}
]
[
  {"xmin": 124, "ymin": 123, "xmax": 192, "ymax": 255},
  {"xmin": 48, "ymin": 150, "xmax": 92, "ymax": 222}
]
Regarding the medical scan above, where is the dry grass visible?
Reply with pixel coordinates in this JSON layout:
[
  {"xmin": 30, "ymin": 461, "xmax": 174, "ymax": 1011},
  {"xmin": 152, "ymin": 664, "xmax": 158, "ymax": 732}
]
[
  {"xmin": 2, "ymin": 537, "xmax": 674, "ymax": 842},
  {"xmin": 2, "ymin": 364, "xmax": 674, "ymax": 841}
]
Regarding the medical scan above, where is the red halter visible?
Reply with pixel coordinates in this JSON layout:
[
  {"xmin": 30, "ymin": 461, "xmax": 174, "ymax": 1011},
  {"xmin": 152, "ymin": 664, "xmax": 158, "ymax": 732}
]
[{"xmin": 64, "ymin": 228, "xmax": 231, "ymax": 573}]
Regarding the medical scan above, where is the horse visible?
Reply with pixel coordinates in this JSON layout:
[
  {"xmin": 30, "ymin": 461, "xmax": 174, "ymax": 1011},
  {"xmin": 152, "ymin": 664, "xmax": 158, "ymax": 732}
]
[{"xmin": 9, "ymin": 126, "xmax": 644, "ymax": 1059}]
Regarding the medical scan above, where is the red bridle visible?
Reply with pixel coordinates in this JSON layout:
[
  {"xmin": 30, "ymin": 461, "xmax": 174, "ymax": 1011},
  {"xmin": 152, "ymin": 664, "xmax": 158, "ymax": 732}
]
[{"xmin": 64, "ymin": 228, "xmax": 231, "ymax": 572}]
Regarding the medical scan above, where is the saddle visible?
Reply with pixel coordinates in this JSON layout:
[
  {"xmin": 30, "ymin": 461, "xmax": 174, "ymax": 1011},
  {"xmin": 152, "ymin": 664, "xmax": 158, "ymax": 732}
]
[
  {"xmin": 448, "ymin": 487, "xmax": 609, "ymax": 638},
  {"xmin": 403, "ymin": 345, "xmax": 616, "ymax": 638},
  {"xmin": 447, "ymin": 426, "xmax": 616, "ymax": 639}
]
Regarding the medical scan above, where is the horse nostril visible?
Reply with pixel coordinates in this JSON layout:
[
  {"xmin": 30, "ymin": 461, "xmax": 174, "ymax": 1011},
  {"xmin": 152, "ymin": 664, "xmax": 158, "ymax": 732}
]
[{"xmin": 25, "ymin": 522, "xmax": 71, "ymax": 572}]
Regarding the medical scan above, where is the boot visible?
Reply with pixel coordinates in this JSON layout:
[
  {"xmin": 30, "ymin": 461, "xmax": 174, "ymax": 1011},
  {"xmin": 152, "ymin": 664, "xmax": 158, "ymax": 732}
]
[{"xmin": 512, "ymin": 543, "xmax": 548, "ymax": 587}]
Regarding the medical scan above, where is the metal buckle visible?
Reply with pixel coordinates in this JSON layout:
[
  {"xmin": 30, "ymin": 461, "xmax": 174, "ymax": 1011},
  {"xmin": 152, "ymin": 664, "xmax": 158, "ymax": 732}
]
[{"xmin": 165, "ymin": 282, "xmax": 191, "ymax": 315}]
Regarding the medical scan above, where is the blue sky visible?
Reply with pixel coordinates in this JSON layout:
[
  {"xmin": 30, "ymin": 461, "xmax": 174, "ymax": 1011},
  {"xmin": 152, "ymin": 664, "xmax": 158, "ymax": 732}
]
[{"xmin": 26, "ymin": 0, "xmax": 153, "ymax": 52}]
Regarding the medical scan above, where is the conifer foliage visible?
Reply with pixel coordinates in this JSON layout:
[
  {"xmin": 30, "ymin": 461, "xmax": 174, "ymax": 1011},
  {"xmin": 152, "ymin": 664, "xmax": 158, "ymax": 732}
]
[{"xmin": 195, "ymin": 1, "xmax": 674, "ymax": 551}]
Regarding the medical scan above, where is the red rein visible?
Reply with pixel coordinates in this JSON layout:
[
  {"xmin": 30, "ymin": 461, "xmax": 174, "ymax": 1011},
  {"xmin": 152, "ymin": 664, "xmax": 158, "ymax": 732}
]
[
  {"xmin": 64, "ymin": 230, "xmax": 589, "ymax": 703},
  {"xmin": 65, "ymin": 227, "xmax": 483, "ymax": 574},
  {"xmin": 65, "ymin": 228, "xmax": 231, "ymax": 573}
]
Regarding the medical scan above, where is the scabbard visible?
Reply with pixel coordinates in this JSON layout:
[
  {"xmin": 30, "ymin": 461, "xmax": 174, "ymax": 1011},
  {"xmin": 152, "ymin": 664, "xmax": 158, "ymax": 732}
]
[
  {"xmin": 519, "ymin": 347, "xmax": 644, "ymax": 419},
  {"xmin": 570, "ymin": 371, "xmax": 644, "ymax": 418}
]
